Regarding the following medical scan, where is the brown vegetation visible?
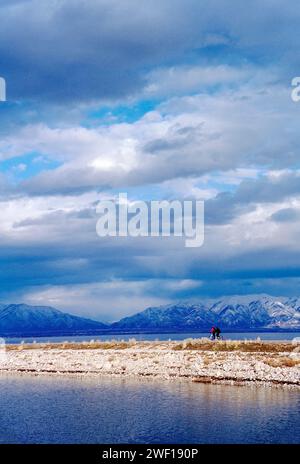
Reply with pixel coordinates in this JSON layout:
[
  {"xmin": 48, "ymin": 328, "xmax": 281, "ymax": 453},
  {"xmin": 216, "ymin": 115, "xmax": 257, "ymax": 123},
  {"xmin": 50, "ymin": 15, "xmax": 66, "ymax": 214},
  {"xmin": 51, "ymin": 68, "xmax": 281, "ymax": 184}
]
[
  {"xmin": 7, "ymin": 340, "xmax": 137, "ymax": 351},
  {"xmin": 263, "ymin": 356, "xmax": 300, "ymax": 368},
  {"xmin": 5, "ymin": 338, "xmax": 298, "ymax": 355},
  {"xmin": 173, "ymin": 339, "xmax": 295, "ymax": 352}
]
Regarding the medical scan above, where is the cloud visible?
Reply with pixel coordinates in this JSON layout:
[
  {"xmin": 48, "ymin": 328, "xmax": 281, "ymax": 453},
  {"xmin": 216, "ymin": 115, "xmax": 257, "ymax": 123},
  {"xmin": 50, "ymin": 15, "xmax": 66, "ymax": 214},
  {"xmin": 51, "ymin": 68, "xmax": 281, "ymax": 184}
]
[
  {"xmin": 143, "ymin": 65, "xmax": 251, "ymax": 98},
  {"xmin": 0, "ymin": 0, "xmax": 226, "ymax": 103},
  {"xmin": 1, "ymin": 0, "xmax": 300, "ymax": 104},
  {"xmin": 0, "ymin": 74, "xmax": 298, "ymax": 198},
  {"xmin": 206, "ymin": 171, "xmax": 300, "ymax": 224},
  {"xmin": 13, "ymin": 281, "xmax": 170, "ymax": 322},
  {"xmin": 270, "ymin": 207, "xmax": 300, "ymax": 223},
  {"xmin": 1, "ymin": 1, "xmax": 300, "ymax": 314}
]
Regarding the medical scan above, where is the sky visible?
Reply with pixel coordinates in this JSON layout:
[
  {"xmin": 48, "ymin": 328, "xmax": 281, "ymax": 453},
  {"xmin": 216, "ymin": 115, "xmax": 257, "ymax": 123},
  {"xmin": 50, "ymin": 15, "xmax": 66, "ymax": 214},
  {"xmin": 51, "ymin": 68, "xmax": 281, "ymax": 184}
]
[{"xmin": 0, "ymin": 0, "xmax": 300, "ymax": 322}]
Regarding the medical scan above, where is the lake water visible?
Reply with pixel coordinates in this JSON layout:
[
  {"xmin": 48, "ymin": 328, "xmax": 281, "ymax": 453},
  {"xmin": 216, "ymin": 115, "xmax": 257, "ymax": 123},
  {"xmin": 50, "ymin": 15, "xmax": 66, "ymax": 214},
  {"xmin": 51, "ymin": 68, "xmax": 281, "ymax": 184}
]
[
  {"xmin": 0, "ymin": 374, "xmax": 298, "ymax": 444},
  {"xmin": 4, "ymin": 331, "xmax": 300, "ymax": 344}
]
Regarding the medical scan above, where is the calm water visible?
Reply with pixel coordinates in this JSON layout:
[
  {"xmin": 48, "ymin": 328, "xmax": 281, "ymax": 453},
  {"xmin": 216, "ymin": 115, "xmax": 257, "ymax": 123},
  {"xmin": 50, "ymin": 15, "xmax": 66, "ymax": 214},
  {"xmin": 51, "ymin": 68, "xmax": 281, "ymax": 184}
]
[
  {"xmin": 0, "ymin": 374, "xmax": 298, "ymax": 444},
  {"xmin": 4, "ymin": 331, "xmax": 300, "ymax": 344}
]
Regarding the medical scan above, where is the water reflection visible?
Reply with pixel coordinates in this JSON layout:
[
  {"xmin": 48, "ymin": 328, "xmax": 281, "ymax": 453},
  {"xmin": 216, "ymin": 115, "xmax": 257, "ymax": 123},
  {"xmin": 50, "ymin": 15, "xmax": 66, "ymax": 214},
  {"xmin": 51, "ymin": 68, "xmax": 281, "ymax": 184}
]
[{"xmin": 0, "ymin": 374, "xmax": 298, "ymax": 444}]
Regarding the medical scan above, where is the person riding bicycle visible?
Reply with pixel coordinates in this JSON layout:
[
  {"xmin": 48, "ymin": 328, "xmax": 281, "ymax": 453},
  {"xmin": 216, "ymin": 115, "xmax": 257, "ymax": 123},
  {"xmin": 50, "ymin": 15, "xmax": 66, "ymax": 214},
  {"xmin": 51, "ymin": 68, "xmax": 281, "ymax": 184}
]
[
  {"xmin": 210, "ymin": 326, "xmax": 216, "ymax": 340},
  {"xmin": 215, "ymin": 326, "xmax": 221, "ymax": 339},
  {"xmin": 210, "ymin": 326, "xmax": 221, "ymax": 340}
]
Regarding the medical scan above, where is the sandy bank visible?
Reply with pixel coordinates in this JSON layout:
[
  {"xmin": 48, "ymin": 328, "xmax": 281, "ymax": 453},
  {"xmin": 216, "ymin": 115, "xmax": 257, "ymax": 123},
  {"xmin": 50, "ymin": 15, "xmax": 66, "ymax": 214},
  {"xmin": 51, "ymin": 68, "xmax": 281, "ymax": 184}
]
[{"xmin": 1, "ymin": 339, "xmax": 299, "ymax": 387}]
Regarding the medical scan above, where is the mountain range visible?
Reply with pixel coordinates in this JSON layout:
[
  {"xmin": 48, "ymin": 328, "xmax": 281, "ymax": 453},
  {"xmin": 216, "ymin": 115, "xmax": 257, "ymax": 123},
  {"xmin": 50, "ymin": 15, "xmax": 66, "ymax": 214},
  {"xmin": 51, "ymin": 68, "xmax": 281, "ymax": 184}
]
[
  {"xmin": 111, "ymin": 295, "xmax": 300, "ymax": 331},
  {"xmin": 0, "ymin": 295, "xmax": 300, "ymax": 336},
  {"xmin": 0, "ymin": 304, "xmax": 107, "ymax": 336}
]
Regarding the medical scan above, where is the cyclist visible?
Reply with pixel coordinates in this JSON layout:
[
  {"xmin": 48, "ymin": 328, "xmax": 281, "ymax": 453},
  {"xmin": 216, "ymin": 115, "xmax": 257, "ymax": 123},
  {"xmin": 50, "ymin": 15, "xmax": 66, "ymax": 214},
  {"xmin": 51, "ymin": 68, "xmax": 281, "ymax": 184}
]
[
  {"xmin": 215, "ymin": 326, "xmax": 221, "ymax": 339},
  {"xmin": 210, "ymin": 326, "xmax": 216, "ymax": 340}
]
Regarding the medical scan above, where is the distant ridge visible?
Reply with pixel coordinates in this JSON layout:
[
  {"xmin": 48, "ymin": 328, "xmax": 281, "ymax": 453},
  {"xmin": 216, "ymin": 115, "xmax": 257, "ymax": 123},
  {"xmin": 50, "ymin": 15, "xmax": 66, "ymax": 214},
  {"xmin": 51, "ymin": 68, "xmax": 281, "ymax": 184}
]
[
  {"xmin": 111, "ymin": 295, "xmax": 300, "ymax": 331},
  {"xmin": 0, "ymin": 304, "xmax": 107, "ymax": 336},
  {"xmin": 1, "ymin": 295, "xmax": 300, "ymax": 337}
]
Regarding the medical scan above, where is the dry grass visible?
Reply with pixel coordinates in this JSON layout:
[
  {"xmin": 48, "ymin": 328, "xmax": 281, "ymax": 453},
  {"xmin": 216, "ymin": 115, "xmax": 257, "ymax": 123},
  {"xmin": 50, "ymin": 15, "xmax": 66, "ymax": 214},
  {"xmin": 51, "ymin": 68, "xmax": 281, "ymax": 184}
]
[
  {"xmin": 5, "ymin": 338, "xmax": 297, "ymax": 354},
  {"xmin": 263, "ymin": 356, "xmax": 300, "ymax": 368},
  {"xmin": 6, "ymin": 339, "xmax": 138, "ymax": 351},
  {"xmin": 173, "ymin": 338, "xmax": 295, "ymax": 353},
  {"xmin": 202, "ymin": 355, "xmax": 211, "ymax": 366}
]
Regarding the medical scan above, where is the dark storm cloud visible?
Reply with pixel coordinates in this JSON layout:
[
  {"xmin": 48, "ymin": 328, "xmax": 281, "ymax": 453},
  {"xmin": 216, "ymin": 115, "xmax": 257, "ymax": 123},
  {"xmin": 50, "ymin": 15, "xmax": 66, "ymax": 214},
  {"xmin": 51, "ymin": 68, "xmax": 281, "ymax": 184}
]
[
  {"xmin": 1, "ymin": 0, "xmax": 300, "ymax": 103},
  {"xmin": 206, "ymin": 172, "xmax": 300, "ymax": 224},
  {"xmin": 0, "ymin": 0, "xmax": 213, "ymax": 102},
  {"xmin": 270, "ymin": 208, "xmax": 300, "ymax": 223}
]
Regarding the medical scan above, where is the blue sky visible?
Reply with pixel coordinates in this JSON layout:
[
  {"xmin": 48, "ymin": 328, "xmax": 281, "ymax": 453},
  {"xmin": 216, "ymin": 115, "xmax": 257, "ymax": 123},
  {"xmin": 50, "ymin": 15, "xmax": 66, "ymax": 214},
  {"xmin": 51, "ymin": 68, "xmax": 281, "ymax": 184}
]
[{"xmin": 0, "ymin": 0, "xmax": 300, "ymax": 321}]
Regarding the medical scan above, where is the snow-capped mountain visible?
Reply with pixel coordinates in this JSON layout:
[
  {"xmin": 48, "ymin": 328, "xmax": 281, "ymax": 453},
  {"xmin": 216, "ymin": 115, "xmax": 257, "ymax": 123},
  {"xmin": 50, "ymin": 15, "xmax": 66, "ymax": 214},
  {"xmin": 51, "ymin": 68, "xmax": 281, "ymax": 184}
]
[
  {"xmin": 0, "ymin": 304, "xmax": 107, "ymax": 336},
  {"xmin": 112, "ymin": 295, "xmax": 300, "ymax": 331},
  {"xmin": 1, "ymin": 296, "xmax": 299, "ymax": 336}
]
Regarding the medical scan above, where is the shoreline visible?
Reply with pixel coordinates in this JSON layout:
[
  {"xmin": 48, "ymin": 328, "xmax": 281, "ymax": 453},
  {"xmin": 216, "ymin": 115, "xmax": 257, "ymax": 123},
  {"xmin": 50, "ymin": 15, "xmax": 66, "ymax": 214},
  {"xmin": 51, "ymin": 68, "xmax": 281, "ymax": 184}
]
[
  {"xmin": 1, "ymin": 368, "xmax": 299, "ymax": 390},
  {"xmin": 1, "ymin": 339, "xmax": 299, "ymax": 388}
]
